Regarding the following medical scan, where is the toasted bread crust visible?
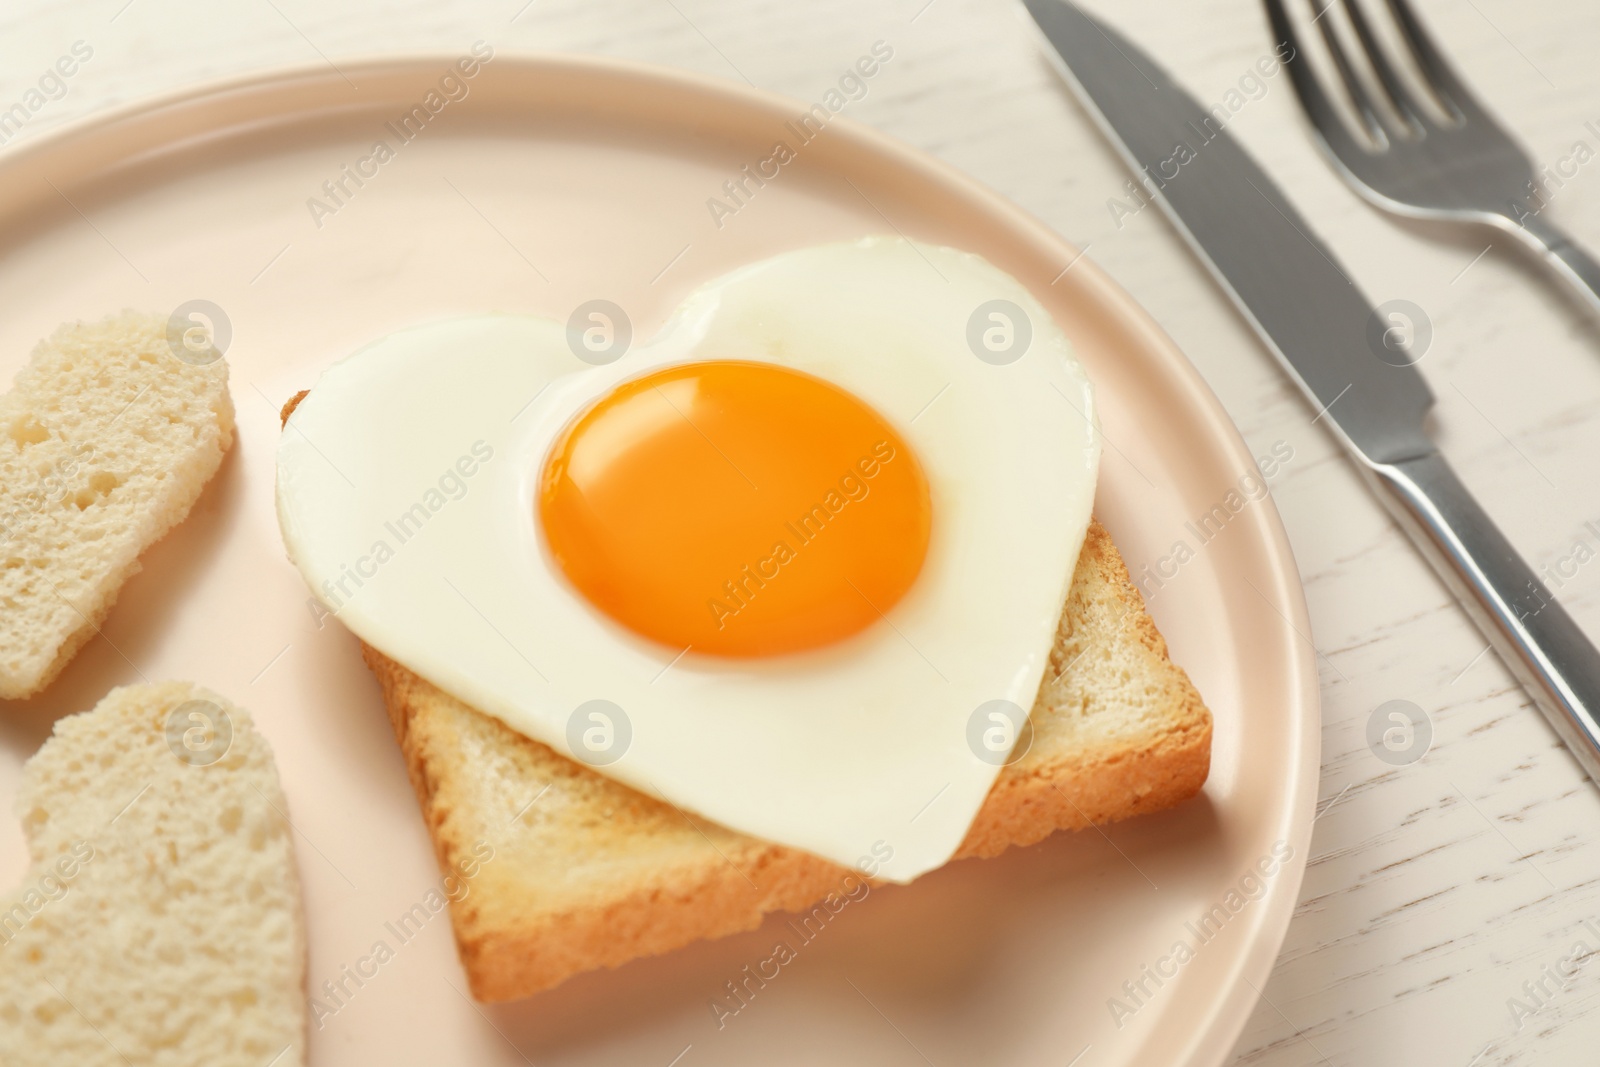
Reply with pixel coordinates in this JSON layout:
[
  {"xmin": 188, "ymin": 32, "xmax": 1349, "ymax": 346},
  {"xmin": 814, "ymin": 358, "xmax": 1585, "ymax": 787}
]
[
  {"xmin": 955, "ymin": 521, "xmax": 1214, "ymax": 857},
  {"xmin": 364, "ymin": 646, "xmax": 851, "ymax": 1000},
  {"xmin": 359, "ymin": 520, "xmax": 1212, "ymax": 1002}
]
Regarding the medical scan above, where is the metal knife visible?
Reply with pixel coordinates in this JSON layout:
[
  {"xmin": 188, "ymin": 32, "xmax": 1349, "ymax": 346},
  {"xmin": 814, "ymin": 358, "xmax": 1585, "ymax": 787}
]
[{"xmin": 1023, "ymin": 0, "xmax": 1600, "ymax": 782}]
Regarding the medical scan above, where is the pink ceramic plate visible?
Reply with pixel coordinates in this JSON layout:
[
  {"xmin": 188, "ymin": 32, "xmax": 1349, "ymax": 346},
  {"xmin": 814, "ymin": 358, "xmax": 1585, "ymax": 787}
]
[{"xmin": 0, "ymin": 53, "xmax": 1318, "ymax": 1067}]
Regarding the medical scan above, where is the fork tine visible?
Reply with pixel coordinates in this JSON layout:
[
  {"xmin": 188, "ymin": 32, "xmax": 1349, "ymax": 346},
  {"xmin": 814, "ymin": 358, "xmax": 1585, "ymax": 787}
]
[
  {"xmin": 1339, "ymin": 0, "xmax": 1426, "ymax": 133},
  {"xmin": 1266, "ymin": 0, "xmax": 1376, "ymax": 160},
  {"xmin": 1384, "ymin": 0, "xmax": 1473, "ymax": 120},
  {"xmin": 1308, "ymin": 0, "xmax": 1394, "ymax": 145}
]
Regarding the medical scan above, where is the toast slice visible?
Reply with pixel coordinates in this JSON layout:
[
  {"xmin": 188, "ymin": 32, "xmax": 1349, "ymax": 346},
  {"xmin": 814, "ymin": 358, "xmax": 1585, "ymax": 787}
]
[
  {"xmin": 0, "ymin": 312, "xmax": 234, "ymax": 699},
  {"xmin": 363, "ymin": 519, "xmax": 1212, "ymax": 1002},
  {"xmin": 0, "ymin": 681, "xmax": 306, "ymax": 1065},
  {"xmin": 276, "ymin": 386, "xmax": 1210, "ymax": 1001}
]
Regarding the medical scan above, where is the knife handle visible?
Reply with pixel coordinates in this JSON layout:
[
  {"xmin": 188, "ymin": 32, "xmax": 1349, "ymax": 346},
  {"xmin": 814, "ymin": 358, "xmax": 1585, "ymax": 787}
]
[{"xmin": 1368, "ymin": 451, "xmax": 1600, "ymax": 781}]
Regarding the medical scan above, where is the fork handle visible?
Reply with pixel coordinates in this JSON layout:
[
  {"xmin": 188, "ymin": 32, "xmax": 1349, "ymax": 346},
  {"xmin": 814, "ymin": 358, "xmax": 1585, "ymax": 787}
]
[
  {"xmin": 1500, "ymin": 213, "xmax": 1600, "ymax": 318},
  {"xmin": 1368, "ymin": 450, "xmax": 1600, "ymax": 782}
]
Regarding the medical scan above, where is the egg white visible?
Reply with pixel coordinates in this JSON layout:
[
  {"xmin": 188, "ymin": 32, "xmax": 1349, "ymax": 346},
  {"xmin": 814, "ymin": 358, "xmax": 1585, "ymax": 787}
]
[{"xmin": 276, "ymin": 236, "xmax": 1098, "ymax": 882}]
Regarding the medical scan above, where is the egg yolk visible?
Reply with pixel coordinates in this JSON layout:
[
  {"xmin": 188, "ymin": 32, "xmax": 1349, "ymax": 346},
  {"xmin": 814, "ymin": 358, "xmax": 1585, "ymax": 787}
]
[{"xmin": 538, "ymin": 360, "xmax": 933, "ymax": 657}]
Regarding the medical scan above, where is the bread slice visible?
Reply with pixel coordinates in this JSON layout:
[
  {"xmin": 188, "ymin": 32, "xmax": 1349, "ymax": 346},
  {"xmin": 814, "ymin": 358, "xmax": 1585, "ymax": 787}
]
[
  {"xmin": 0, "ymin": 681, "xmax": 306, "ymax": 1066},
  {"xmin": 0, "ymin": 312, "xmax": 234, "ymax": 699},
  {"xmin": 363, "ymin": 519, "xmax": 1211, "ymax": 1002}
]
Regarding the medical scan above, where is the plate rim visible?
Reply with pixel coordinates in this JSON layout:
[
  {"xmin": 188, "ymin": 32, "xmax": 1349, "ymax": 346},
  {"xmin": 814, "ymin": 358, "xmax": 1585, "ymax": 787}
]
[{"xmin": 0, "ymin": 49, "xmax": 1322, "ymax": 1067}]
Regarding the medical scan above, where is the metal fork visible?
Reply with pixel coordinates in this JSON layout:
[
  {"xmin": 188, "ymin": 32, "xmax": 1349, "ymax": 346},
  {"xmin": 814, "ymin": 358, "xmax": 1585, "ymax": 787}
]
[{"xmin": 1267, "ymin": 0, "xmax": 1600, "ymax": 315}]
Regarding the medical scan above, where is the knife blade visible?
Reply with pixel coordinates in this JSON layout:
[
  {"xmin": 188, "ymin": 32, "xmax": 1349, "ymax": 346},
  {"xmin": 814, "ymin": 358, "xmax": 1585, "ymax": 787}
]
[
  {"xmin": 1024, "ymin": 0, "xmax": 1600, "ymax": 784},
  {"xmin": 1025, "ymin": 0, "xmax": 1431, "ymax": 465}
]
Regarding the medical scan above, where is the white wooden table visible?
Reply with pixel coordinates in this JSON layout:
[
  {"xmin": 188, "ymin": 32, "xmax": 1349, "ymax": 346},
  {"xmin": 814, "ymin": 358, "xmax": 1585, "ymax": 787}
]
[{"xmin": 4, "ymin": 0, "xmax": 1600, "ymax": 1063}]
